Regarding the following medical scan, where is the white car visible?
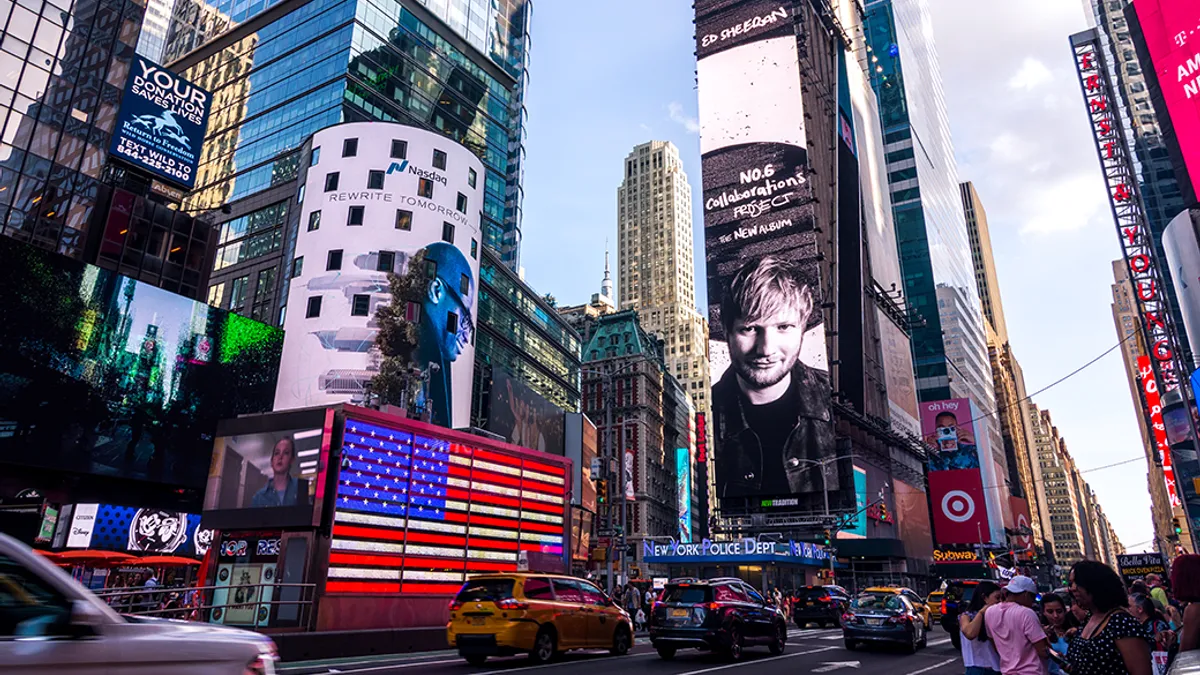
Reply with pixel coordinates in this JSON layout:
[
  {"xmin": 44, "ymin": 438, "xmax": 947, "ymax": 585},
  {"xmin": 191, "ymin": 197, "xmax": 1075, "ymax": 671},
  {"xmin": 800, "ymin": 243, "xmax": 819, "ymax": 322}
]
[{"xmin": 0, "ymin": 533, "xmax": 278, "ymax": 674}]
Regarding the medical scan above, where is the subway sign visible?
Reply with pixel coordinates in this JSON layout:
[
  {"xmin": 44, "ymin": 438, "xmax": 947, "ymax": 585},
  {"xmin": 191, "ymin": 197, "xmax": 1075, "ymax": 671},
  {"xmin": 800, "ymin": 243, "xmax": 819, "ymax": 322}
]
[{"xmin": 932, "ymin": 548, "xmax": 981, "ymax": 563}]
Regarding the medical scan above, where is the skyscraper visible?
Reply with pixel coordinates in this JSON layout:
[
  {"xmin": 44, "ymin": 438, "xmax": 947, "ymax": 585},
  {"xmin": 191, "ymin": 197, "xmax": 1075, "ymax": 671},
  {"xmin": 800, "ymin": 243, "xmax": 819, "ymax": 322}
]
[
  {"xmin": 864, "ymin": 0, "xmax": 996, "ymax": 419},
  {"xmin": 1028, "ymin": 403, "xmax": 1087, "ymax": 566},
  {"xmin": 616, "ymin": 141, "xmax": 710, "ymax": 451},
  {"xmin": 961, "ymin": 182, "xmax": 1007, "ymax": 344},
  {"xmin": 170, "ymin": 0, "xmax": 531, "ymax": 324}
]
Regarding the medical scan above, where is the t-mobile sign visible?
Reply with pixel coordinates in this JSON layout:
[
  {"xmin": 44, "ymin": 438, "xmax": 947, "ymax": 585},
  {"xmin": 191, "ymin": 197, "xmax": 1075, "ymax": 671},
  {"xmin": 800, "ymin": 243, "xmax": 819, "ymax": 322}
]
[{"xmin": 1133, "ymin": 0, "xmax": 1200, "ymax": 201}]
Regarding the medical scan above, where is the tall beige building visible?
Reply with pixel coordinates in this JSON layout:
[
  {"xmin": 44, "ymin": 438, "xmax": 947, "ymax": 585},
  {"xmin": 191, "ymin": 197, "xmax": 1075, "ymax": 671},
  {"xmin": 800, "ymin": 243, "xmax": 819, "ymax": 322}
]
[
  {"xmin": 616, "ymin": 141, "xmax": 711, "ymax": 454},
  {"xmin": 1028, "ymin": 404, "xmax": 1088, "ymax": 566},
  {"xmin": 961, "ymin": 182, "xmax": 1008, "ymax": 344},
  {"xmin": 1112, "ymin": 260, "xmax": 1193, "ymax": 556}
]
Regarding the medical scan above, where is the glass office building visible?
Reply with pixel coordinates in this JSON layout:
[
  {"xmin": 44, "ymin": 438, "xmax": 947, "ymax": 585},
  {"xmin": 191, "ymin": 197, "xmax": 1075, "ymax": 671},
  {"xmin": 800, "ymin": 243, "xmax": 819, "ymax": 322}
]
[
  {"xmin": 170, "ymin": 0, "xmax": 529, "ymax": 326},
  {"xmin": 864, "ymin": 0, "xmax": 993, "ymax": 408}
]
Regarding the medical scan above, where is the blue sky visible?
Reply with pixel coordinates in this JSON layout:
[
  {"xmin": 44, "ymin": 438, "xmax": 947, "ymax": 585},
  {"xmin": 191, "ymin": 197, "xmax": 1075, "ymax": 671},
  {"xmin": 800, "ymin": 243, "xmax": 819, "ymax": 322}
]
[{"xmin": 520, "ymin": 0, "xmax": 1155, "ymax": 550}]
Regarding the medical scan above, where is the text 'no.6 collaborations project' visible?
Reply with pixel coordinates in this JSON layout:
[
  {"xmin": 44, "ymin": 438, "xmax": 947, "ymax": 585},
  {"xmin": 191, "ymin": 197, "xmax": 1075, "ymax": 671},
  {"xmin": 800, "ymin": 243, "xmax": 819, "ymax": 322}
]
[{"xmin": 695, "ymin": 0, "xmax": 838, "ymax": 511}]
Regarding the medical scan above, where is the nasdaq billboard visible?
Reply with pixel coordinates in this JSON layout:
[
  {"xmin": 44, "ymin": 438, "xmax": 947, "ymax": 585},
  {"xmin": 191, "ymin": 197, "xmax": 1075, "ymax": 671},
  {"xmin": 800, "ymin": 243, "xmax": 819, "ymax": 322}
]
[{"xmin": 109, "ymin": 56, "xmax": 211, "ymax": 189}]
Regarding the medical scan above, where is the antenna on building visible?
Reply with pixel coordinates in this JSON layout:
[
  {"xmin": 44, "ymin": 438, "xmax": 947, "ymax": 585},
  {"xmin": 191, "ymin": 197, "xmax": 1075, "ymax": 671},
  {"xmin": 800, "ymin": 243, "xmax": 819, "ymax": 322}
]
[{"xmin": 602, "ymin": 239, "xmax": 613, "ymax": 301}]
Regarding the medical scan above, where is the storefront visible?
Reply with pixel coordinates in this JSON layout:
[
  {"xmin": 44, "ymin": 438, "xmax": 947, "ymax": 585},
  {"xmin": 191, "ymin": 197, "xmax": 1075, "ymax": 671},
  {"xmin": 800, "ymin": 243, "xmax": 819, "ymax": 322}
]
[{"xmin": 642, "ymin": 537, "xmax": 837, "ymax": 593}]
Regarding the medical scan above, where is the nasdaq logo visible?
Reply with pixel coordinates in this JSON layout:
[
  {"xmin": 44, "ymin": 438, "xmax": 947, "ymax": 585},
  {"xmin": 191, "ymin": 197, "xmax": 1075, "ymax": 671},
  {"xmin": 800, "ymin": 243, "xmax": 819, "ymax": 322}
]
[{"xmin": 386, "ymin": 161, "xmax": 409, "ymax": 174}]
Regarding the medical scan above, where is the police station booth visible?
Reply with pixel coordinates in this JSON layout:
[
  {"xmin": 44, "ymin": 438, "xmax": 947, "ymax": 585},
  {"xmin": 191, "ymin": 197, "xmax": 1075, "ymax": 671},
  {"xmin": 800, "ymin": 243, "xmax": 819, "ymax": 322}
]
[{"xmin": 642, "ymin": 536, "xmax": 839, "ymax": 593}]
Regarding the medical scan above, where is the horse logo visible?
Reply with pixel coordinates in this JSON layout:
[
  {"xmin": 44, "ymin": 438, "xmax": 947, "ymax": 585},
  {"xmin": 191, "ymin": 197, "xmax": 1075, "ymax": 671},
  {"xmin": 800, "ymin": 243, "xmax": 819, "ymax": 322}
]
[{"xmin": 129, "ymin": 109, "xmax": 190, "ymax": 147}]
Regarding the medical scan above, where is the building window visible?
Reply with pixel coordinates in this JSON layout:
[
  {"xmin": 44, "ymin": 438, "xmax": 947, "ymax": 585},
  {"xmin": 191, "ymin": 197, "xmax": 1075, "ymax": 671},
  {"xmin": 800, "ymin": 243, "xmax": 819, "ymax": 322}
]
[
  {"xmin": 297, "ymin": 185, "xmax": 305, "ymax": 203},
  {"xmin": 368, "ymin": 170, "xmax": 385, "ymax": 189},
  {"xmin": 251, "ymin": 268, "xmax": 276, "ymax": 323},
  {"xmin": 456, "ymin": 192, "xmax": 467, "ymax": 213},
  {"xmin": 327, "ymin": 249, "xmax": 343, "ymax": 270},
  {"xmin": 348, "ymin": 206, "xmax": 365, "ymax": 226},
  {"xmin": 291, "ymin": 256, "xmax": 304, "ymax": 278},
  {"xmin": 351, "ymin": 294, "xmax": 371, "ymax": 316},
  {"xmin": 378, "ymin": 250, "xmax": 395, "ymax": 272},
  {"xmin": 418, "ymin": 178, "xmax": 434, "ymax": 198},
  {"xmin": 310, "ymin": 147, "xmax": 320, "ymax": 166},
  {"xmin": 470, "ymin": 238, "xmax": 478, "ymax": 259},
  {"xmin": 445, "ymin": 310, "xmax": 458, "ymax": 335},
  {"xmin": 325, "ymin": 172, "xmax": 339, "ymax": 192},
  {"xmin": 306, "ymin": 296, "xmax": 322, "ymax": 318},
  {"xmin": 391, "ymin": 140, "xmax": 407, "ymax": 159},
  {"xmin": 308, "ymin": 210, "xmax": 321, "ymax": 231},
  {"xmin": 442, "ymin": 221, "xmax": 455, "ymax": 243},
  {"xmin": 433, "ymin": 149, "xmax": 447, "ymax": 170},
  {"xmin": 459, "ymin": 273, "xmax": 470, "ymax": 295},
  {"xmin": 468, "ymin": 168, "xmax": 477, "ymax": 188},
  {"xmin": 208, "ymin": 282, "xmax": 226, "ymax": 307},
  {"xmin": 230, "ymin": 276, "xmax": 249, "ymax": 312},
  {"xmin": 395, "ymin": 209, "xmax": 412, "ymax": 230},
  {"xmin": 343, "ymin": 138, "xmax": 358, "ymax": 157}
]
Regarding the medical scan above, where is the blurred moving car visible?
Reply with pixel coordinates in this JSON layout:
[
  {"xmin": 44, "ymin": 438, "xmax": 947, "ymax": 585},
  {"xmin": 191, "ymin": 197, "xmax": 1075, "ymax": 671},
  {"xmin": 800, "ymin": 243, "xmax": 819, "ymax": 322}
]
[
  {"xmin": 446, "ymin": 573, "xmax": 632, "ymax": 665},
  {"xmin": 938, "ymin": 579, "xmax": 982, "ymax": 650},
  {"xmin": 0, "ymin": 533, "xmax": 278, "ymax": 674},
  {"xmin": 649, "ymin": 578, "xmax": 787, "ymax": 661},
  {"xmin": 862, "ymin": 586, "xmax": 931, "ymax": 627},
  {"xmin": 926, "ymin": 590, "xmax": 944, "ymax": 622},
  {"xmin": 791, "ymin": 585, "xmax": 851, "ymax": 628},
  {"xmin": 842, "ymin": 591, "xmax": 928, "ymax": 654}
]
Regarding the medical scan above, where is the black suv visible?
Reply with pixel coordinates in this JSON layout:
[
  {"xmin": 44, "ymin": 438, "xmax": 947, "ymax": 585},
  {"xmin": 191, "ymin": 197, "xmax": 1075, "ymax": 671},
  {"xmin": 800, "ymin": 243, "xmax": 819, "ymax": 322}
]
[
  {"xmin": 649, "ymin": 578, "xmax": 787, "ymax": 661},
  {"xmin": 791, "ymin": 585, "xmax": 850, "ymax": 628},
  {"xmin": 939, "ymin": 579, "xmax": 982, "ymax": 650}
]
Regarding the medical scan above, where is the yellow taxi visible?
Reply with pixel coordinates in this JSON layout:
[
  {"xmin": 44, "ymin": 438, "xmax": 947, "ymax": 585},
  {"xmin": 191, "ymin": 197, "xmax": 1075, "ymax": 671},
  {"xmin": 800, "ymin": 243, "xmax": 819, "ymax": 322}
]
[
  {"xmin": 447, "ymin": 573, "xmax": 634, "ymax": 665},
  {"xmin": 927, "ymin": 590, "xmax": 945, "ymax": 621},
  {"xmin": 863, "ymin": 586, "xmax": 932, "ymax": 627}
]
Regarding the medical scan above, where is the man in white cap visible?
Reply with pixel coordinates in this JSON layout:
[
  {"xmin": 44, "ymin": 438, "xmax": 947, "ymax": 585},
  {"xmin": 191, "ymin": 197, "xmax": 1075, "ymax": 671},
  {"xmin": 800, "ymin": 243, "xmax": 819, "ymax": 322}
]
[{"xmin": 983, "ymin": 575, "xmax": 1050, "ymax": 675}]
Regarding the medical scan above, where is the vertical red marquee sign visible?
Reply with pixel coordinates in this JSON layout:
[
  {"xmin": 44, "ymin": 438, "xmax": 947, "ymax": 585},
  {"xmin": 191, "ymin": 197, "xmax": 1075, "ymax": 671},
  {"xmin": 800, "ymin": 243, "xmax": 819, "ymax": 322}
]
[
  {"xmin": 1072, "ymin": 29, "xmax": 1200, "ymax": 529},
  {"xmin": 1138, "ymin": 355, "xmax": 1184, "ymax": 508}
]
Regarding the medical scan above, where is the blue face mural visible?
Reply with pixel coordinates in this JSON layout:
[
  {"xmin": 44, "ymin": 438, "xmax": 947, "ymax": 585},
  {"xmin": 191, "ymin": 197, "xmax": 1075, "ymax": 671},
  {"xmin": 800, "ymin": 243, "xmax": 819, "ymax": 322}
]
[{"xmin": 109, "ymin": 56, "xmax": 212, "ymax": 189}]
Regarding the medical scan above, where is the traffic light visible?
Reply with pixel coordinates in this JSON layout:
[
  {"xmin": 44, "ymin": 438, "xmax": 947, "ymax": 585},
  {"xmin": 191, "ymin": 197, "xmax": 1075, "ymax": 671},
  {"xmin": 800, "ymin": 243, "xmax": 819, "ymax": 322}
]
[
  {"xmin": 822, "ymin": 529, "xmax": 831, "ymax": 546},
  {"xmin": 597, "ymin": 480, "xmax": 608, "ymax": 504},
  {"xmin": 1173, "ymin": 517, "xmax": 1183, "ymax": 536},
  {"xmin": 878, "ymin": 503, "xmax": 889, "ymax": 521}
]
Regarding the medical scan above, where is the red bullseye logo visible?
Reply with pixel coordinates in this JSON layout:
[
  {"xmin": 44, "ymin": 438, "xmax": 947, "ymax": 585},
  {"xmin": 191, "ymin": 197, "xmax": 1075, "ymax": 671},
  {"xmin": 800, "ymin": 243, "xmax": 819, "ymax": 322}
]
[{"xmin": 941, "ymin": 490, "xmax": 976, "ymax": 523}]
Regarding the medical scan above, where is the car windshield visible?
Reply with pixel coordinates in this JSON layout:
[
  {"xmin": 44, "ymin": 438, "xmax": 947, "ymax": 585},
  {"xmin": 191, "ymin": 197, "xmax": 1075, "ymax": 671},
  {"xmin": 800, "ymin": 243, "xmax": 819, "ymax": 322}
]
[
  {"xmin": 801, "ymin": 587, "xmax": 829, "ymax": 599},
  {"xmin": 455, "ymin": 578, "xmax": 516, "ymax": 603},
  {"xmin": 852, "ymin": 594, "xmax": 903, "ymax": 611},
  {"xmin": 662, "ymin": 586, "xmax": 711, "ymax": 604}
]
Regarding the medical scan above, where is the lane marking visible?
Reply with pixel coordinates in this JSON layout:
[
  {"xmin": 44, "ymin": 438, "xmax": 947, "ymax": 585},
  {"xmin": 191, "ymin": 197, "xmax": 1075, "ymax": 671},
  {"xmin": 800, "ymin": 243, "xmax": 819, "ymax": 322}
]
[
  {"xmin": 476, "ymin": 652, "xmax": 659, "ymax": 675},
  {"xmin": 280, "ymin": 652, "xmax": 456, "ymax": 672},
  {"xmin": 670, "ymin": 646, "xmax": 839, "ymax": 675},
  {"xmin": 926, "ymin": 637, "xmax": 951, "ymax": 647},
  {"xmin": 901, "ymin": 657, "xmax": 958, "ymax": 675},
  {"xmin": 300, "ymin": 658, "xmax": 464, "ymax": 674}
]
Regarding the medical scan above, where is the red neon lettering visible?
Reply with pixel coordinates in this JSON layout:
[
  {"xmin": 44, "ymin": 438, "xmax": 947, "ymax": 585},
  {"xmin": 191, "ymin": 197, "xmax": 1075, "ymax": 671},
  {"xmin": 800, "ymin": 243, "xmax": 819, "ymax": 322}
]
[
  {"xmin": 1154, "ymin": 339, "xmax": 1173, "ymax": 360},
  {"xmin": 1123, "ymin": 226, "xmax": 1139, "ymax": 246},
  {"xmin": 1139, "ymin": 280, "xmax": 1157, "ymax": 301},
  {"xmin": 1086, "ymin": 74, "xmax": 1100, "ymax": 91},
  {"xmin": 1098, "ymin": 119, "xmax": 1113, "ymax": 136},
  {"xmin": 1146, "ymin": 311, "xmax": 1166, "ymax": 331},
  {"xmin": 1089, "ymin": 96, "xmax": 1107, "ymax": 113},
  {"xmin": 1103, "ymin": 141, "xmax": 1116, "ymax": 158},
  {"xmin": 1114, "ymin": 183, "xmax": 1132, "ymax": 201},
  {"xmin": 1082, "ymin": 52, "xmax": 1095, "ymax": 70},
  {"xmin": 1129, "ymin": 254, "xmax": 1152, "ymax": 273}
]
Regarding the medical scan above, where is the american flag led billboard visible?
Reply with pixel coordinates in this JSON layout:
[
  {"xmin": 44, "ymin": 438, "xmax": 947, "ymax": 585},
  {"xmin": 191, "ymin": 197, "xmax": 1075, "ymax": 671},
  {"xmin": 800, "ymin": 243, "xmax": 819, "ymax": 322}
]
[{"xmin": 327, "ymin": 416, "xmax": 567, "ymax": 594}]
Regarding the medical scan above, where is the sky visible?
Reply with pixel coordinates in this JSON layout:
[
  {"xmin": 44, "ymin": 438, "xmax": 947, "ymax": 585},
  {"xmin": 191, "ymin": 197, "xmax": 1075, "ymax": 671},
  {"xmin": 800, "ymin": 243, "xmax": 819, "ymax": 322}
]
[{"xmin": 519, "ymin": 0, "xmax": 1156, "ymax": 551}]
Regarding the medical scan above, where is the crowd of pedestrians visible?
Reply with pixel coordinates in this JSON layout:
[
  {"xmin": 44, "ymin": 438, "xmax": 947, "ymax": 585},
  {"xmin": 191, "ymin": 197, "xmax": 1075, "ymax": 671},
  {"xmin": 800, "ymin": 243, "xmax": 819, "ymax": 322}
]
[{"xmin": 955, "ymin": 553, "xmax": 1200, "ymax": 675}]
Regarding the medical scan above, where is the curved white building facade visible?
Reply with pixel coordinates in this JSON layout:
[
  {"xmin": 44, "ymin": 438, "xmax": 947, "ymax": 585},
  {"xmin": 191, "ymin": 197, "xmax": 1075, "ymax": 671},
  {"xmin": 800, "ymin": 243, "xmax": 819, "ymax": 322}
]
[{"xmin": 274, "ymin": 122, "xmax": 485, "ymax": 429}]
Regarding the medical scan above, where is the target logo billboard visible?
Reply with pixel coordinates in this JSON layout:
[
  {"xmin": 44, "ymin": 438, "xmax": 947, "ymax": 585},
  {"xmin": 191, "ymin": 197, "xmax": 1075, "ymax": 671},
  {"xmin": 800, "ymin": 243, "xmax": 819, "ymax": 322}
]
[{"xmin": 928, "ymin": 470, "xmax": 990, "ymax": 544}]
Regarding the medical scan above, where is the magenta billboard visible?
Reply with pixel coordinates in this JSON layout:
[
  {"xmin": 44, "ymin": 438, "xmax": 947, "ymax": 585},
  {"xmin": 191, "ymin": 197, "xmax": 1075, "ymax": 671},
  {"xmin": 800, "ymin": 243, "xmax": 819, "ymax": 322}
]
[{"xmin": 1133, "ymin": 0, "xmax": 1200, "ymax": 200}]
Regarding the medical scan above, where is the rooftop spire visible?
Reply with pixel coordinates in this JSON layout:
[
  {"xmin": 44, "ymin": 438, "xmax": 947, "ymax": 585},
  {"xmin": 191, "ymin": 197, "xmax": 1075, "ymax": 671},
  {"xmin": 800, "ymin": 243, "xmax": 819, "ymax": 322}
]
[{"xmin": 601, "ymin": 239, "xmax": 613, "ymax": 301}]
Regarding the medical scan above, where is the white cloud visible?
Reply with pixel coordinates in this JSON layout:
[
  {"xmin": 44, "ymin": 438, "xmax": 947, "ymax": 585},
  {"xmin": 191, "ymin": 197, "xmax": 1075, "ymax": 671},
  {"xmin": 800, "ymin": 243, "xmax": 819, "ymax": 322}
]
[
  {"xmin": 1008, "ymin": 57, "xmax": 1054, "ymax": 91},
  {"xmin": 988, "ymin": 132, "xmax": 1037, "ymax": 164},
  {"xmin": 668, "ymin": 101, "xmax": 700, "ymax": 134},
  {"xmin": 1019, "ymin": 173, "xmax": 1108, "ymax": 236}
]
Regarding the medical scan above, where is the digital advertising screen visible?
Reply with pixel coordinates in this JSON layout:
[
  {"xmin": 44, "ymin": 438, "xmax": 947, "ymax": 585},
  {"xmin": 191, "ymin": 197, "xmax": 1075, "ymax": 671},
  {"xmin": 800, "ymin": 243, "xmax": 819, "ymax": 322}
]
[
  {"xmin": 921, "ymin": 399, "xmax": 991, "ymax": 545},
  {"xmin": 0, "ymin": 237, "xmax": 282, "ymax": 492},
  {"xmin": 59, "ymin": 503, "xmax": 212, "ymax": 556},
  {"xmin": 326, "ymin": 411, "xmax": 569, "ymax": 595},
  {"xmin": 203, "ymin": 408, "xmax": 333, "ymax": 530},
  {"xmin": 696, "ymin": 0, "xmax": 838, "ymax": 512},
  {"xmin": 109, "ymin": 55, "xmax": 211, "ymax": 189},
  {"xmin": 676, "ymin": 447, "xmax": 692, "ymax": 542},
  {"xmin": 211, "ymin": 533, "xmax": 282, "ymax": 627},
  {"xmin": 1132, "ymin": 0, "xmax": 1200, "ymax": 202},
  {"xmin": 486, "ymin": 367, "xmax": 566, "ymax": 455}
]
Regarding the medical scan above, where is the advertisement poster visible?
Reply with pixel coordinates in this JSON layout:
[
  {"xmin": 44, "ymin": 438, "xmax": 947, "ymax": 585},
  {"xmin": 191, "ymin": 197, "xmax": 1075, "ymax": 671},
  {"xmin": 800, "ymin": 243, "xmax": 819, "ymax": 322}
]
[
  {"xmin": 205, "ymin": 427, "xmax": 324, "ymax": 511},
  {"xmin": 212, "ymin": 534, "xmax": 281, "ymax": 627},
  {"xmin": 677, "ymin": 447, "xmax": 692, "ymax": 542},
  {"xmin": 1132, "ymin": 0, "xmax": 1200, "ymax": 200},
  {"xmin": 487, "ymin": 368, "xmax": 565, "ymax": 454},
  {"xmin": 921, "ymin": 399, "xmax": 992, "ymax": 544},
  {"xmin": 842, "ymin": 465, "xmax": 868, "ymax": 538},
  {"xmin": 1116, "ymin": 552, "xmax": 1168, "ymax": 584},
  {"xmin": 109, "ymin": 55, "xmax": 211, "ymax": 189},
  {"xmin": 696, "ymin": 0, "xmax": 839, "ymax": 511},
  {"xmin": 274, "ymin": 124, "xmax": 483, "ymax": 429},
  {"xmin": 879, "ymin": 311, "xmax": 921, "ymax": 437},
  {"xmin": 1008, "ymin": 495, "xmax": 1035, "ymax": 553}
]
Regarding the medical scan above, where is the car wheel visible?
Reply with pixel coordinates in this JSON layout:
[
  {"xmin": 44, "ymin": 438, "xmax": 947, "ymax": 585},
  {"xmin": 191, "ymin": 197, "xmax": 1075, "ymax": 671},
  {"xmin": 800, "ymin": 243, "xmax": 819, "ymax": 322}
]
[
  {"xmin": 611, "ymin": 625, "xmax": 631, "ymax": 656},
  {"xmin": 727, "ymin": 625, "xmax": 745, "ymax": 661},
  {"xmin": 769, "ymin": 622, "xmax": 786, "ymax": 655},
  {"xmin": 905, "ymin": 626, "xmax": 919, "ymax": 655},
  {"xmin": 844, "ymin": 638, "xmax": 857, "ymax": 651},
  {"xmin": 949, "ymin": 629, "xmax": 961, "ymax": 651},
  {"xmin": 918, "ymin": 622, "xmax": 928, "ymax": 648},
  {"xmin": 529, "ymin": 627, "xmax": 556, "ymax": 664},
  {"xmin": 817, "ymin": 620, "xmax": 827, "ymax": 628},
  {"xmin": 465, "ymin": 655, "xmax": 488, "ymax": 666},
  {"xmin": 656, "ymin": 646, "xmax": 677, "ymax": 660}
]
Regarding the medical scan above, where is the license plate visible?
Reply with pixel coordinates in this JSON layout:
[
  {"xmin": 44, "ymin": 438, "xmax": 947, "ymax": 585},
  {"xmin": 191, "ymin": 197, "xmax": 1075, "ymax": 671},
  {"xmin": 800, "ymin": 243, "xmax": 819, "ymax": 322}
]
[
  {"xmin": 866, "ymin": 618, "xmax": 883, "ymax": 626},
  {"xmin": 469, "ymin": 617, "xmax": 486, "ymax": 626},
  {"xmin": 670, "ymin": 609, "xmax": 688, "ymax": 618}
]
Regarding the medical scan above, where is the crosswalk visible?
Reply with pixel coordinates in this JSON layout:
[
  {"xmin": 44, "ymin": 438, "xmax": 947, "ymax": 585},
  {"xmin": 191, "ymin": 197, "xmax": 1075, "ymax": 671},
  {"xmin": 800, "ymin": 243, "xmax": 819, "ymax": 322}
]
[{"xmin": 787, "ymin": 628, "xmax": 845, "ymax": 640}]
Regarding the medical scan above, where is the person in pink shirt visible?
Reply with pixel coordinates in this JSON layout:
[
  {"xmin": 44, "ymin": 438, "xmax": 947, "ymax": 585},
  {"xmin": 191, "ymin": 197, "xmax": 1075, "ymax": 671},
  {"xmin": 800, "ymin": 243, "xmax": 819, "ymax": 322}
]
[{"xmin": 983, "ymin": 576, "xmax": 1050, "ymax": 675}]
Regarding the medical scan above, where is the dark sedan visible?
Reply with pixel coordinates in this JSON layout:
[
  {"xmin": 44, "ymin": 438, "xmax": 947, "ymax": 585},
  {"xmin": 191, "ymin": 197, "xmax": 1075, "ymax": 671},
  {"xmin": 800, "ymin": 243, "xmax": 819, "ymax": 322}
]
[
  {"xmin": 791, "ymin": 586, "xmax": 850, "ymax": 628},
  {"xmin": 842, "ymin": 592, "xmax": 928, "ymax": 654},
  {"xmin": 649, "ymin": 578, "xmax": 787, "ymax": 661}
]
